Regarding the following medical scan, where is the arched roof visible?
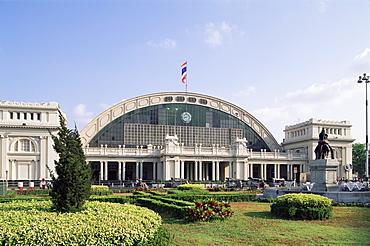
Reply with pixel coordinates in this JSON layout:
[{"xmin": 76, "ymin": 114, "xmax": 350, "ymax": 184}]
[{"xmin": 80, "ymin": 92, "xmax": 282, "ymax": 151}]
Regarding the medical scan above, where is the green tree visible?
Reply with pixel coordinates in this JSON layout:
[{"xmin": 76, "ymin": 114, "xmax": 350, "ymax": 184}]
[
  {"xmin": 50, "ymin": 112, "xmax": 91, "ymax": 213},
  {"xmin": 352, "ymin": 143, "xmax": 366, "ymax": 178}
]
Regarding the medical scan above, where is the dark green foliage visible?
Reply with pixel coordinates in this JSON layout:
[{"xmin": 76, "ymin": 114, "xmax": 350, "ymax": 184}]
[
  {"xmin": 270, "ymin": 193, "xmax": 332, "ymax": 220},
  {"xmin": 89, "ymin": 195, "xmax": 136, "ymax": 204},
  {"xmin": 50, "ymin": 113, "xmax": 91, "ymax": 213},
  {"xmin": 140, "ymin": 226, "xmax": 174, "ymax": 246},
  {"xmin": 16, "ymin": 189, "xmax": 50, "ymax": 196},
  {"xmin": 353, "ymin": 143, "xmax": 366, "ymax": 177},
  {"xmin": 167, "ymin": 193, "xmax": 256, "ymax": 202},
  {"xmin": 167, "ymin": 188, "xmax": 209, "ymax": 196},
  {"xmin": 137, "ymin": 197, "xmax": 192, "ymax": 218}
]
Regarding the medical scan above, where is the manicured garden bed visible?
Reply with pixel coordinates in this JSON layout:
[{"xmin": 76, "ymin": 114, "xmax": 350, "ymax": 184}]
[{"xmin": 0, "ymin": 200, "xmax": 163, "ymax": 245}]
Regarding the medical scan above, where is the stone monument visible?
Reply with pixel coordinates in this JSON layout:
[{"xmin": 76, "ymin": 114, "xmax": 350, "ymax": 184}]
[{"xmin": 310, "ymin": 129, "xmax": 340, "ymax": 191}]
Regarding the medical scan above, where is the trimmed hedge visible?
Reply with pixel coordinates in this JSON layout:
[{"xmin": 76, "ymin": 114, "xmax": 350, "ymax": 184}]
[
  {"xmin": 137, "ymin": 197, "xmax": 193, "ymax": 218},
  {"xmin": 91, "ymin": 185, "xmax": 114, "ymax": 196},
  {"xmin": 0, "ymin": 200, "xmax": 162, "ymax": 245},
  {"xmin": 167, "ymin": 193, "xmax": 256, "ymax": 202},
  {"xmin": 167, "ymin": 188, "xmax": 210, "ymax": 196},
  {"xmin": 89, "ymin": 195, "xmax": 135, "ymax": 204},
  {"xmin": 151, "ymin": 195, "xmax": 195, "ymax": 207},
  {"xmin": 16, "ymin": 189, "xmax": 50, "ymax": 196},
  {"xmin": 177, "ymin": 184, "xmax": 205, "ymax": 190},
  {"xmin": 270, "ymin": 193, "xmax": 332, "ymax": 220}
]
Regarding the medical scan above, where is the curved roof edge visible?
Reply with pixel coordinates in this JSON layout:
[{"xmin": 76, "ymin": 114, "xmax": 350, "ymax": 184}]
[{"xmin": 80, "ymin": 92, "xmax": 282, "ymax": 151}]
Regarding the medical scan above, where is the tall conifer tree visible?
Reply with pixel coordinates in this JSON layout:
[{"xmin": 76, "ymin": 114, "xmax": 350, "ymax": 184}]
[{"xmin": 50, "ymin": 111, "xmax": 91, "ymax": 213}]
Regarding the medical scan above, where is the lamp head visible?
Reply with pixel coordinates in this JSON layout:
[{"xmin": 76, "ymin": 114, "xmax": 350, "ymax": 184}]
[
  {"xmin": 362, "ymin": 73, "xmax": 368, "ymax": 81},
  {"xmin": 358, "ymin": 76, "xmax": 363, "ymax": 83}
]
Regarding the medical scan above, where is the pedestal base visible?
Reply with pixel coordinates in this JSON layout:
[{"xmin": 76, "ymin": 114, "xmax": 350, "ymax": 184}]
[{"xmin": 310, "ymin": 159, "xmax": 340, "ymax": 192}]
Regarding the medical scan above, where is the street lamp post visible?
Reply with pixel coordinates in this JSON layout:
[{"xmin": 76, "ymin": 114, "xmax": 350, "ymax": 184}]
[{"xmin": 358, "ymin": 73, "xmax": 370, "ymax": 178}]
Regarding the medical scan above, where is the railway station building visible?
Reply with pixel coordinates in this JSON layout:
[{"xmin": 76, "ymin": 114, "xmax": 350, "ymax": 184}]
[{"xmin": 0, "ymin": 92, "xmax": 355, "ymax": 184}]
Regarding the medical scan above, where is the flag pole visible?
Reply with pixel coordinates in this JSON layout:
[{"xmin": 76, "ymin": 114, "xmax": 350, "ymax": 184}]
[{"xmin": 185, "ymin": 61, "xmax": 188, "ymax": 94}]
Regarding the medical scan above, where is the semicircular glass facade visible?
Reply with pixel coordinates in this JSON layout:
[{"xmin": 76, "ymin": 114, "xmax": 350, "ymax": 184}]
[{"xmin": 89, "ymin": 103, "xmax": 270, "ymax": 151}]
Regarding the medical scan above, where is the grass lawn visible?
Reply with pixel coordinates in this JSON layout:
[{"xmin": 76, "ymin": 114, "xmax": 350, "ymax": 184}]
[{"xmin": 163, "ymin": 202, "xmax": 370, "ymax": 246}]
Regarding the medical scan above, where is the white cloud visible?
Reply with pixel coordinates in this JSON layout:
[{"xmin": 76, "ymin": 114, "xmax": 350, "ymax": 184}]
[
  {"xmin": 318, "ymin": 0, "xmax": 327, "ymax": 14},
  {"xmin": 235, "ymin": 86, "xmax": 256, "ymax": 97},
  {"xmin": 99, "ymin": 103, "xmax": 111, "ymax": 110},
  {"xmin": 204, "ymin": 21, "xmax": 244, "ymax": 47},
  {"xmin": 250, "ymin": 77, "xmax": 364, "ymax": 142},
  {"xmin": 354, "ymin": 48, "xmax": 370, "ymax": 60},
  {"xmin": 71, "ymin": 103, "xmax": 94, "ymax": 129},
  {"xmin": 146, "ymin": 38, "xmax": 177, "ymax": 49}
]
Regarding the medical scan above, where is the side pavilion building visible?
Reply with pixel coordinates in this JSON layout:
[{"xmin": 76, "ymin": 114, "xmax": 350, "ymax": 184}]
[{"xmin": 79, "ymin": 92, "xmax": 354, "ymax": 183}]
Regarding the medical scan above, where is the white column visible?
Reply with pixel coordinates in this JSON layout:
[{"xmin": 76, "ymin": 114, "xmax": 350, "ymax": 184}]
[
  {"xmin": 140, "ymin": 161, "xmax": 143, "ymax": 180},
  {"xmin": 153, "ymin": 162, "xmax": 156, "ymax": 180},
  {"xmin": 264, "ymin": 164, "xmax": 267, "ymax": 180},
  {"xmin": 212, "ymin": 161, "xmax": 216, "ymax": 181},
  {"xmin": 11, "ymin": 159, "xmax": 16, "ymax": 180},
  {"xmin": 250, "ymin": 164, "xmax": 253, "ymax": 178},
  {"xmin": 39, "ymin": 136, "xmax": 47, "ymax": 179},
  {"xmin": 243, "ymin": 162, "xmax": 247, "ymax": 180},
  {"xmin": 136, "ymin": 162, "xmax": 139, "ymax": 180},
  {"xmin": 260, "ymin": 164, "xmax": 264, "ymax": 180},
  {"xmin": 181, "ymin": 160, "xmax": 185, "ymax": 179},
  {"xmin": 216, "ymin": 161, "xmax": 220, "ymax": 181},
  {"xmin": 288, "ymin": 164, "xmax": 292, "ymax": 180},
  {"xmin": 162, "ymin": 161, "xmax": 166, "ymax": 180},
  {"xmin": 229, "ymin": 162, "xmax": 233, "ymax": 179},
  {"xmin": 199, "ymin": 161, "xmax": 203, "ymax": 180},
  {"xmin": 118, "ymin": 162, "xmax": 122, "ymax": 180},
  {"xmin": 194, "ymin": 161, "xmax": 198, "ymax": 181},
  {"xmin": 100, "ymin": 161, "xmax": 104, "ymax": 180},
  {"xmin": 104, "ymin": 161, "xmax": 108, "ymax": 180},
  {"xmin": 277, "ymin": 164, "xmax": 280, "ymax": 179},
  {"xmin": 274, "ymin": 164, "xmax": 277, "ymax": 179},
  {"xmin": 235, "ymin": 161, "xmax": 239, "ymax": 179},
  {"xmin": 122, "ymin": 162, "xmax": 126, "ymax": 180}
]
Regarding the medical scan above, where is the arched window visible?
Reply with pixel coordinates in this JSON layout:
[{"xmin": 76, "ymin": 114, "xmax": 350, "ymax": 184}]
[{"xmin": 14, "ymin": 139, "xmax": 35, "ymax": 152}]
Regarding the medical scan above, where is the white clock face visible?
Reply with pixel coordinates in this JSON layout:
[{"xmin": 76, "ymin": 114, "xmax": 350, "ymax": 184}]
[{"xmin": 181, "ymin": 112, "xmax": 192, "ymax": 123}]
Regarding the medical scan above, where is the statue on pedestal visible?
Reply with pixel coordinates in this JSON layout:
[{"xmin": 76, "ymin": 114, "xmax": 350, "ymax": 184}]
[{"xmin": 314, "ymin": 129, "xmax": 334, "ymax": 159}]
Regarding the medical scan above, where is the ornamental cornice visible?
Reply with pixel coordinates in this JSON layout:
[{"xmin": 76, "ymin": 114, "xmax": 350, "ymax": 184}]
[
  {"xmin": 0, "ymin": 125, "xmax": 59, "ymax": 130},
  {"xmin": 0, "ymin": 100, "xmax": 59, "ymax": 109}
]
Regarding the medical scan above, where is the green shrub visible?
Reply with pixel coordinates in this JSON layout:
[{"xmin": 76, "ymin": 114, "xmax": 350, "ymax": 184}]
[
  {"xmin": 112, "ymin": 188, "xmax": 135, "ymax": 193},
  {"xmin": 133, "ymin": 190, "xmax": 153, "ymax": 196},
  {"xmin": 142, "ymin": 226, "xmax": 173, "ymax": 246},
  {"xmin": 4, "ymin": 190, "xmax": 17, "ymax": 198},
  {"xmin": 186, "ymin": 199, "xmax": 234, "ymax": 222},
  {"xmin": 137, "ymin": 197, "xmax": 192, "ymax": 218},
  {"xmin": 177, "ymin": 184, "xmax": 205, "ymax": 190},
  {"xmin": 0, "ymin": 200, "xmax": 162, "ymax": 245},
  {"xmin": 91, "ymin": 185, "xmax": 114, "ymax": 196},
  {"xmin": 213, "ymin": 186, "xmax": 223, "ymax": 192},
  {"xmin": 167, "ymin": 188, "xmax": 209, "ymax": 196},
  {"xmin": 89, "ymin": 195, "xmax": 135, "ymax": 204},
  {"xmin": 270, "ymin": 193, "xmax": 332, "ymax": 220},
  {"xmin": 16, "ymin": 189, "xmax": 50, "ymax": 196},
  {"xmin": 167, "ymin": 193, "xmax": 255, "ymax": 202},
  {"xmin": 151, "ymin": 196, "xmax": 195, "ymax": 207}
]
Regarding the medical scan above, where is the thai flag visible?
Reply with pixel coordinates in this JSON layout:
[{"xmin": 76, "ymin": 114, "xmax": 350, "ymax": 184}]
[{"xmin": 181, "ymin": 61, "xmax": 187, "ymax": 84}]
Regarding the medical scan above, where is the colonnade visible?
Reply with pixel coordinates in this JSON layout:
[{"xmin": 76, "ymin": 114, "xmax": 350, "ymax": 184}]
[{"xmin": 93, "ymin": 160, "xmax": 305, "ymax": 182}]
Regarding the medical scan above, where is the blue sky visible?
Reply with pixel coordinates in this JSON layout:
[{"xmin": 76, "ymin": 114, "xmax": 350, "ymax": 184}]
[{"xmin": 1, "ymin": 0, "xmax": 370, "ymax": 143}]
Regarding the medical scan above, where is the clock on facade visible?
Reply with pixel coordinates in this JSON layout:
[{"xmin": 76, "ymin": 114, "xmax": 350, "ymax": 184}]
[{"xmin": 181, "ymin": 112, "xmax": 192, "ymax": 123}]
